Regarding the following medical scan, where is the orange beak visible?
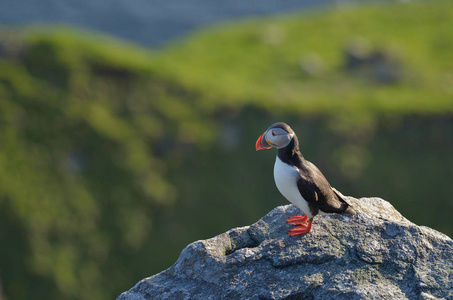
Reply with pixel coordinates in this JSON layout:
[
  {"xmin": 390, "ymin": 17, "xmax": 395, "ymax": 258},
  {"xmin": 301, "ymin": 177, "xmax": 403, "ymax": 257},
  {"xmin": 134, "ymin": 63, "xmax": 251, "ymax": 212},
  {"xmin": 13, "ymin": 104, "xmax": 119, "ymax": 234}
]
[{"xmin": 256, "ymin": 132, "xmax": 272, "ymax": 151}]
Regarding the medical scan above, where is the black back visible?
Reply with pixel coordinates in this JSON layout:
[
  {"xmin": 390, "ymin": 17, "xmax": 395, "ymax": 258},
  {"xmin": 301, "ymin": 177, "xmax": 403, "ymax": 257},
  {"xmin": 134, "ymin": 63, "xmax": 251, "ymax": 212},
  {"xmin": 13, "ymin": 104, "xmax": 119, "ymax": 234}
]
[{"xmin": 276, "ymin": 127, "xmax": 355, "ymax": 217}]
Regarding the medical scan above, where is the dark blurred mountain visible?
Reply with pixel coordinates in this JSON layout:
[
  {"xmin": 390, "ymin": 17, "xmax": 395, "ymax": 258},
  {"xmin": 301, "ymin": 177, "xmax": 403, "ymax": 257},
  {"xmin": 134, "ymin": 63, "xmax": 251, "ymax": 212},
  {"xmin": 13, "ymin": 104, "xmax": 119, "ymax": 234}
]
[{"xmin": 0, "ymin": 0, "xmax": 336, "ymax": 46}]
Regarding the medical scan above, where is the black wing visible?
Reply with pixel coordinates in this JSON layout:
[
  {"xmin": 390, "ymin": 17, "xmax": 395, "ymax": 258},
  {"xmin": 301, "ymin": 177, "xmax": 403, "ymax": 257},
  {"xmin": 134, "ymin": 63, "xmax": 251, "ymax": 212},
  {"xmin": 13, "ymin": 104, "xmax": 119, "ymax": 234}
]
[{"xmin": 296, "ymin": 161, "xmax": 353, "ymax": 215}]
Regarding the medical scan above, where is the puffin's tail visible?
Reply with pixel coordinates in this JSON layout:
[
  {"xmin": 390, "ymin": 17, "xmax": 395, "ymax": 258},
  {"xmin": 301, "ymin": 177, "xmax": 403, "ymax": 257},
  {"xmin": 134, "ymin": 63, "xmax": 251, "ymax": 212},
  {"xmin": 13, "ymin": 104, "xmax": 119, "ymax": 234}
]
[{"xmin": 332, "ymin": 187, "xmax": 357, "ymax": 215}]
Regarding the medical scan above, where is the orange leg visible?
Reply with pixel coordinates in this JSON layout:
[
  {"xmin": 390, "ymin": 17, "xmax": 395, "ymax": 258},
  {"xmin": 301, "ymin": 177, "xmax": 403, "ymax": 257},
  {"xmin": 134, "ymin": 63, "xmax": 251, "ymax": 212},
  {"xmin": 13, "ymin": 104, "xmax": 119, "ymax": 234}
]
[
  {"xmin": 286, "ymin": 215, "xmax": 308, "ymax": 225},
  {"xmin": 288, "ymin": 218, "xmax": 313, "ymax": 236}
]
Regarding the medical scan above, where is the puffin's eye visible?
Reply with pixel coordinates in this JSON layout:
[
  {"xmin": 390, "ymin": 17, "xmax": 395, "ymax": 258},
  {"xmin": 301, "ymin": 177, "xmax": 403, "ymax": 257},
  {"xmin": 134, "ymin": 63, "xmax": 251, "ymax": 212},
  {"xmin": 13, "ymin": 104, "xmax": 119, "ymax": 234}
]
[{"xmin": 271, "ymin": 130, "xmax": 276, "ymax": 136}]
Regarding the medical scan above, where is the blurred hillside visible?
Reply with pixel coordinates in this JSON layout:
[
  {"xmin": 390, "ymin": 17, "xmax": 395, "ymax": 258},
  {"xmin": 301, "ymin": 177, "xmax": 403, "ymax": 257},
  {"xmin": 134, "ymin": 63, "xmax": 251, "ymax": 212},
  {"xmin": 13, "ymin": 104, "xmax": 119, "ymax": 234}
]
[
  {"xmin": 0, "ymin": 0, "xmax": 334, "ymax": 46},
  {"xmin": 0, "ymin": 1, "xmax": 453, "ymax": 299}
]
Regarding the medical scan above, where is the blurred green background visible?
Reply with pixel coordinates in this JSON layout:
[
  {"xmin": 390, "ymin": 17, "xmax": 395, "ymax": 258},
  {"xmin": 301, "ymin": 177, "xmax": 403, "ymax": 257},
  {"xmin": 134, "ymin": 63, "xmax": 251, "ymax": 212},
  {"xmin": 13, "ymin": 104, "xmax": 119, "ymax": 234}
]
[{"xmin": 1, "ymin": 0, "xmax": 453, "ymax": 299}]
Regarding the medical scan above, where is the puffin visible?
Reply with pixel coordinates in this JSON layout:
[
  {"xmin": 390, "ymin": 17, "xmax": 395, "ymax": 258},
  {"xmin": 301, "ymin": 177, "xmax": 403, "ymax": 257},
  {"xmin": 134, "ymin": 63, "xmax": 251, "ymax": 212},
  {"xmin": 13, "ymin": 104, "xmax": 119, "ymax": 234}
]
[{"xmin": 256, "ymin": 122, "xmax": 356, "ymax": 236}]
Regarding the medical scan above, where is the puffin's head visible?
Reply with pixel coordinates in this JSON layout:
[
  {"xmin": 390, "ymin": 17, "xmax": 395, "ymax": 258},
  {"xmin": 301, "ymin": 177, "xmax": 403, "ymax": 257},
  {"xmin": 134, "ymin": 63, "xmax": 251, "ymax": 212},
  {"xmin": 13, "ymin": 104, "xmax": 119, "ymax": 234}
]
[{"xmin": 255, "ymin": 122, "xmax": 295, "ymax": 151}]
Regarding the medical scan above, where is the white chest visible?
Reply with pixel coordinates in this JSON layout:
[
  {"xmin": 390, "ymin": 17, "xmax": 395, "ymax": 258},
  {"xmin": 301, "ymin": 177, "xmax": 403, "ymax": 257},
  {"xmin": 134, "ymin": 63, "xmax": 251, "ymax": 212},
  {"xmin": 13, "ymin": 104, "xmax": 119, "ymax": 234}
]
[{"xmin": 273, "ymin": 156, "xmax": 312, "ymax": 218}]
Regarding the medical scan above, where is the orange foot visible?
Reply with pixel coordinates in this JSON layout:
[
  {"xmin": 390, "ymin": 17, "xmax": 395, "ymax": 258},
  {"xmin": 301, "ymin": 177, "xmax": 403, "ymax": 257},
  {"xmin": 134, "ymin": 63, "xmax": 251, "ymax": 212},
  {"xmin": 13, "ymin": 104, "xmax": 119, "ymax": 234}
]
[{"xmin": 287, "ymin": 218, "xmax": 313, "ymax": 236}]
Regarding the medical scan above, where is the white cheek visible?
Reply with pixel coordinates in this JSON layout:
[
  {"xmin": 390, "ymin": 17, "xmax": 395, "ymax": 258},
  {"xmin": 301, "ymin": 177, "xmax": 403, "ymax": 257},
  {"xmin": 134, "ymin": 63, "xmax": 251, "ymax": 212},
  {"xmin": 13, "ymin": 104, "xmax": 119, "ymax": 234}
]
[
  {"xmin": 265, "ymin": 131, "xmax": 294, "ymax": 148},
  {"xmin": 275, "ymin": 134, "xmax": 293, "ymax": 149},
  {"xmin": 265, "ymin": 131, "xmax": 276, "ymax": 145}
]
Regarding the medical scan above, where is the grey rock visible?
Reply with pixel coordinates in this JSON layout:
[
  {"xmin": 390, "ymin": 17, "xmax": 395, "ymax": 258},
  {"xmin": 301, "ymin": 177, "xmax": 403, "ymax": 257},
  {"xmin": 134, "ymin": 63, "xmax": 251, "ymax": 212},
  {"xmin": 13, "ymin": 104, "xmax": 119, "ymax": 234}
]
[{"xmin": 118, "ymin": 197, "xmax": 453, "ymax": 300}]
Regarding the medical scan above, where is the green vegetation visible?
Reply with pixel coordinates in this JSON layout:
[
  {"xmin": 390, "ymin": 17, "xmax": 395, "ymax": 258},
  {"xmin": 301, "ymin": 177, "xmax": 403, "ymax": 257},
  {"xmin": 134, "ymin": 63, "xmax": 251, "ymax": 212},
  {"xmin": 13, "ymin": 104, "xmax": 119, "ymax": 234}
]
[
  {"xmin": 0, "ymin": 27, "xmax": 212, "ymax": 299},
  {"xmin": 154, "ymin": 0, "xmax": 453, "ymax": 114},
  {"xmin": 0, "ymin": 1, "xmax": 452, "ymax": 299}
]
